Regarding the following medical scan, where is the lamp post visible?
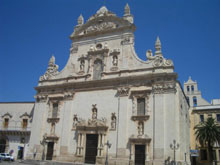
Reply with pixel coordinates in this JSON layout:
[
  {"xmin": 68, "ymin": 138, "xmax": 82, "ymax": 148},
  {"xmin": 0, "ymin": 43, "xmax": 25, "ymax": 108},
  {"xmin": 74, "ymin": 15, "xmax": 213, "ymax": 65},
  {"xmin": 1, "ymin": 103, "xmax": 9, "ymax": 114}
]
[
  {"xmin": 105, "ymin": 140, "xmax": 111, "ymax": 165},
  {"xmin": 170, "ymin": 139, "xmax": 179, "ymax": 165}
]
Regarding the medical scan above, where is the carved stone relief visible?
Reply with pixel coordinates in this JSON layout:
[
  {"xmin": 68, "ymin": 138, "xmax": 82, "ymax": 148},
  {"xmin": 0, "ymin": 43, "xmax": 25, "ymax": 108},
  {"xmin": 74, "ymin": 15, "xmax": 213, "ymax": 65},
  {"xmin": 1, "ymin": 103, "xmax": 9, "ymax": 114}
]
[
  {"xmin": 121, "ymin": 36, "xmax": 133, "ymax": 45},
  {"xmin": 153, "ymin": 82, "xmax": 176, "ymax": 94},
  {"xmin": 70, "ymin": 44, "xmax": 78, "ymax": 54},
  {"xmin": 146, "ymin": 50, "xmax": 173, "ymax": 67},
  {"xmin": 85, "ymin": 22, "xmax": 117, "ymax": 34},
  {"xmin": 117, "ymin": 87, "xmax": 130, "ymax": 97}
]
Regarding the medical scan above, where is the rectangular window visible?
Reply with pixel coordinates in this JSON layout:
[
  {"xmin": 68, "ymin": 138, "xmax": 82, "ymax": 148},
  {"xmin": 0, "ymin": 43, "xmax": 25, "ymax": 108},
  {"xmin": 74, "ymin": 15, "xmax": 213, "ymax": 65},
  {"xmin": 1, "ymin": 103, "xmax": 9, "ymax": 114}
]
[
  {"xmin": 200, "ymin": 115, "xmax": 204, "ymax": 122},
  {"xmin": 217, "ymin": 114, "xmax": 220, "ymax": 122},
  {"xmin": 200, "ymin": 149, "xmax": 207, "ymax": 160},
  {"xmin": 4, "ymin": 118, "xmax": 9, "ymax": 128},
  {"xmin": 193, "ymin": 96, "xmax": 197, "ymax": 107},
  {"xmin": 137, "ymin": 98, "xmax": 145, "ymax": 115},
  {"xmin": 52, "ymin": 103, "xmax": 58, "ymax": 118},
  {"xmin": 22, "ymin": 119, "xmax": 28, "ymax": 128}
]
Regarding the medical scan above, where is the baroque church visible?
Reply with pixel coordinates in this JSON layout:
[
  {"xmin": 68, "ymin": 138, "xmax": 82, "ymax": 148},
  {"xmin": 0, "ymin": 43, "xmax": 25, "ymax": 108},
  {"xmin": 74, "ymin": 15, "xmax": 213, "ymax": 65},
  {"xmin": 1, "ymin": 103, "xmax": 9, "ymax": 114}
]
[{"xmin": 0, "ymin": 4, "xmax": 190, "ymax": 165}]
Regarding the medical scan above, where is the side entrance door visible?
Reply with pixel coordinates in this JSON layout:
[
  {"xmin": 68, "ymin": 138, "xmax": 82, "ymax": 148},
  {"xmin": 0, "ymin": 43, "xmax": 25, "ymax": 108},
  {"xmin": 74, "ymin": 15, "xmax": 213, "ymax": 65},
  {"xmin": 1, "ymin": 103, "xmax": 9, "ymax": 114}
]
[
  {"xmin": 46, "ymin": 142, "xmax": 54, "ymax": 160},
  {"xmin": 85, "ymin": 134, "xmax": 98, "ymax": 164},
  {"xmin": 135, "ymin": 145, "xmax": 146, "ymax": 165}
]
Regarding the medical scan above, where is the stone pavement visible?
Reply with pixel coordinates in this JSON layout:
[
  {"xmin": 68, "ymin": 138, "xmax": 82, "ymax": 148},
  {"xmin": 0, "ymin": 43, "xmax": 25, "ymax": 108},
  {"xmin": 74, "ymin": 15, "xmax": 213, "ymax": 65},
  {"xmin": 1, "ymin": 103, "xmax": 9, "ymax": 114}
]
[{"xmin": 0, "ymin": 160, "xmax": 89, "ymax": 165}]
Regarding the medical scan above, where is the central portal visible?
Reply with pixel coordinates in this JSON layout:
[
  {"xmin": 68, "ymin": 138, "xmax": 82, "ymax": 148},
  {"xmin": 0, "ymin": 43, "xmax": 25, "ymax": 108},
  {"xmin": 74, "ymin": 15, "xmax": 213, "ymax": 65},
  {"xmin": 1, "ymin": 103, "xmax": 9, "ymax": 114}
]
[
  {"xmin": 135, "ymin": 145, "xmax": 146, "ymax": 165},
  {"xmin": 85, "ymin": 134, "xmax": 98, "ymax": 164}
]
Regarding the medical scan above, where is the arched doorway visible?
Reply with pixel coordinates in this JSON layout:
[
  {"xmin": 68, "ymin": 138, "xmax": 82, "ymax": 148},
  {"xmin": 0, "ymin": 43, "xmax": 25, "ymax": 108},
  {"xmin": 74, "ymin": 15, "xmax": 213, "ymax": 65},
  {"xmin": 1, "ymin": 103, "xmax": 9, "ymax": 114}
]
[
  {"xmin": 0, "ymin": 138, "xmax": 7, "ymax": 153},
  {"xmin": 93, "ymin": 59, "xmax": 103, "ymax": 80}
]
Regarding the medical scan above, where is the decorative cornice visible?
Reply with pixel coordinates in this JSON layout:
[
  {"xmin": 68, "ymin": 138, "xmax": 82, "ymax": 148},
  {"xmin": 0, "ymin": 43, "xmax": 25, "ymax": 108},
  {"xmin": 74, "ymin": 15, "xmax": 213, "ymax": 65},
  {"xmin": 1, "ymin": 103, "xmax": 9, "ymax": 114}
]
[
  {"xmin": 129, "ymin": 134, "xmax": 151, "ymax": 143},
  {"xmin": 36, "ymin": 73, "xmax": 177, "ymax": 92}
]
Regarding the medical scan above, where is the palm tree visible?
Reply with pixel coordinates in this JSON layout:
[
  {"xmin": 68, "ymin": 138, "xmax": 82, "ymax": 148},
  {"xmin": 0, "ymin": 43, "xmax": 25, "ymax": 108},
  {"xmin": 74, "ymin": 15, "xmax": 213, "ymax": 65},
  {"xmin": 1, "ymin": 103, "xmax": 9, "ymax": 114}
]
[{"xmin": 194, "ymin": 117, "xmax": 220, "ymax": 163}]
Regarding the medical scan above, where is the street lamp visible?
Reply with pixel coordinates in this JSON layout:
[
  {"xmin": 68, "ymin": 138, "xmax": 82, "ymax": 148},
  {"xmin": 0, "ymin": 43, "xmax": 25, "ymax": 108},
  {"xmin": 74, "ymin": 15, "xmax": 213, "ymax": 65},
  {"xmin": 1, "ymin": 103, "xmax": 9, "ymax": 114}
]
[
  {"xmin": 105, "ymin": 140, "xmax": 111, "ymax": 165},
  {"xmin": 170, "ymin": 139, "xmax": 179, "ymax": 165}
]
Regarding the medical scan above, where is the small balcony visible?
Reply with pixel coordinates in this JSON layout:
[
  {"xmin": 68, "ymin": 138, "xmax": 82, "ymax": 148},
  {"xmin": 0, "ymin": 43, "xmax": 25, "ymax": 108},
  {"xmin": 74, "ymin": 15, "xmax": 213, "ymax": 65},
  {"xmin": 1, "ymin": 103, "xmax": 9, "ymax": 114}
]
[
  {"xmin": 0, "ymin": 125, "xmax": 31, "ymax": 136},
  {"xmin": 131, "ymin": 115, "xmax": 150, "ymax": 121}
]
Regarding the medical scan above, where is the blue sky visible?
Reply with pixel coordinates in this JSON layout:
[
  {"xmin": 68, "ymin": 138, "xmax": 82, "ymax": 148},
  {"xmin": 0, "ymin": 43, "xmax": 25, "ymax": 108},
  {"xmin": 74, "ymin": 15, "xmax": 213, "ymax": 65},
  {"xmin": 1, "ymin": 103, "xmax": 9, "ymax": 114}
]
[{"xmin": 0, "ymin": 0, "xmax": 219, "ymax": 102}]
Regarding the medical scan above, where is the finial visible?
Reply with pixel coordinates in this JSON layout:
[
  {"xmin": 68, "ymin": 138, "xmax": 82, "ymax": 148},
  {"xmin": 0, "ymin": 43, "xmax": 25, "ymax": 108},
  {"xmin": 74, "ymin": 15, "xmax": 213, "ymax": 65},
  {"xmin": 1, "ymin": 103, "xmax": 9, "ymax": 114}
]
[
  {"xmin": 124, "ymin": 3, "xmax": 130, "ymax": 16},
  {"xmin": 77, "ymin": 14, "xmax": 84, "ymax": 25},
  {"xmin": 155, "ymin": 36, "xmax": 162, "ymax": 55},
  {"xmin": 49, "ymin": 55, "xmax": 55, "ymax": 65},
  {"xmin": 189, "ymin": 76, "xmax": 191, "ymax": 80}
]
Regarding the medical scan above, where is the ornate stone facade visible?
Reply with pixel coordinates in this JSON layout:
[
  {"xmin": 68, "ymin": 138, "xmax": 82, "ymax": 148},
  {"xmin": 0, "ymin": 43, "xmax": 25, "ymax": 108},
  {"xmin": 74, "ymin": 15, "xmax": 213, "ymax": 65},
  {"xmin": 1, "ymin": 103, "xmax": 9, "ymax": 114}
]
[{"xmin": 24, "ymin": 4, "xmax": 190, "ymax": 165}]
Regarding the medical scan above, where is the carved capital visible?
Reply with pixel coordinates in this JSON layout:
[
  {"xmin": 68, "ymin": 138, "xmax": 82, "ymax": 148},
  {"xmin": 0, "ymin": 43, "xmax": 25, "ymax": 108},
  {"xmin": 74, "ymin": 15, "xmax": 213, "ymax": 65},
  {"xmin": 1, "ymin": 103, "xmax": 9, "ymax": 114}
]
[
  {"xmin": 153, "ymin": 82, "xmax": 176, "ymax": 94},
  {"xmin": 117, "ymin": 87, "xmax": 130, "ymax": 97}
]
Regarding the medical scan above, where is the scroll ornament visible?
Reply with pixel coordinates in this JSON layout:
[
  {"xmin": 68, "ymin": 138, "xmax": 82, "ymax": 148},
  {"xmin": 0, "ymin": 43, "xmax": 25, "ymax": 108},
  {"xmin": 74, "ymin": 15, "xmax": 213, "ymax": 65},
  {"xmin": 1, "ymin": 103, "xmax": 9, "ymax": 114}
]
[{"xmin": 146, "ymin": 50, "xmax": 173, "ymax": 67}]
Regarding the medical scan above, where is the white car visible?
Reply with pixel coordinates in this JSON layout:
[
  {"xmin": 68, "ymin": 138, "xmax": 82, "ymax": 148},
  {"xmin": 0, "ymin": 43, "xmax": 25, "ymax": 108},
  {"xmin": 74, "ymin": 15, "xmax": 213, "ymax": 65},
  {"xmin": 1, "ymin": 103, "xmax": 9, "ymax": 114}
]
[{"xmin": 0, "ymin": 153, "xmax": 14, "ymax": 161}]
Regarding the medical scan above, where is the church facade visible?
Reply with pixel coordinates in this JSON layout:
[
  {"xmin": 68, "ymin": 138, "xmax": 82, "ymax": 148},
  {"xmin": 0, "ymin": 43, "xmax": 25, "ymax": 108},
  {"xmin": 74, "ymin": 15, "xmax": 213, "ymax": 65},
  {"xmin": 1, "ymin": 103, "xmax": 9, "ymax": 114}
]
[{"xmin": 0, "ymin": 5, "xmax": 190, "ymax": 165}]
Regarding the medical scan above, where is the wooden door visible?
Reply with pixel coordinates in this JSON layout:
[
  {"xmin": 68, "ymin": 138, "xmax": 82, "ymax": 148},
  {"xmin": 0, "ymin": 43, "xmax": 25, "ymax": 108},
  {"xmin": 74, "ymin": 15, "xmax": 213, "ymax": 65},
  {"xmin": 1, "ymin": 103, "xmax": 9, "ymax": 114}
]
[
  {"xmin": 46, "ymin": 142, "xmax": 54, "ymax": 160},
  {"xmin": 85, "ymin": 134, "xmax": 98, "ymax": 164},
  {"xmin": 135, "ymin": 145, "xmax": 145, "ymax": 165}
]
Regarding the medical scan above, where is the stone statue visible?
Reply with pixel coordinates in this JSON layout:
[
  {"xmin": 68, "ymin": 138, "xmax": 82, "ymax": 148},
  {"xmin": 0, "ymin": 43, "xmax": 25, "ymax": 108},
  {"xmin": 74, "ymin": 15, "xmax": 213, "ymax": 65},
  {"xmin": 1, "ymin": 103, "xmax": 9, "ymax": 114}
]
[
  {"xmin": 111, "ymin": 113, "xmax": 116, "ymax": 130},
  {"xmin": 80, "ymin": 59, "xmax": 85, "ymax": 71},
  {"xmin": 113, "ymin": 55, "xmax": 118, "ymax": 66},
  {"xmin": 138, "ymin": 122, "xmax": 144, "ymax": 136},
  {"xmin": 73, "ymin": 114, "xmax": 78, "ymax": 127},
  {"xmin": 92, "ymin": 104, "xmax": 97, "ymax": 119}
]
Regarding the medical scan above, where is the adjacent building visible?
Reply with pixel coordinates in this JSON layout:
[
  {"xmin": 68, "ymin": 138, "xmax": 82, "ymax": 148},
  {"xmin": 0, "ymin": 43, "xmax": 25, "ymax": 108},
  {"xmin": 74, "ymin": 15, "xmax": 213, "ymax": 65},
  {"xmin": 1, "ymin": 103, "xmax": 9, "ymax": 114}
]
[
  {"xmin": 184, "ymin": 77, "xmax": 220, "ymax": 164},
  {"xmin": 0, "ymin": 5, "xmax": 191, "ymax": 165},
  {"xmin": 0, "ymin": 102, "xmax": 34, "ymax": 159}
]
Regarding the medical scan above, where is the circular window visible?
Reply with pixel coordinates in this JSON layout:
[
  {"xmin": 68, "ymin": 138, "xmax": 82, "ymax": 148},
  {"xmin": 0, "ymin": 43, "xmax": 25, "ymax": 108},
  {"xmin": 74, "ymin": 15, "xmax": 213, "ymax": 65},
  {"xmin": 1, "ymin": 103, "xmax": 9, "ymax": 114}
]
[{"xmin": 96, "ymin": 44, "xmax": 102, "ymax": 49}]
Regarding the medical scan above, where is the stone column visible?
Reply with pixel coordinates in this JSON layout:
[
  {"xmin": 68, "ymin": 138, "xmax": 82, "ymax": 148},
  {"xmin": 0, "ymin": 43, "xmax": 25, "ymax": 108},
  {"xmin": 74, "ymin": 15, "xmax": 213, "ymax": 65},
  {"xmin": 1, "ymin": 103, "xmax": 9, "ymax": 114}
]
[{"xmin": 146, "ymin": 143, "xmax": 150, "ymax": 161}]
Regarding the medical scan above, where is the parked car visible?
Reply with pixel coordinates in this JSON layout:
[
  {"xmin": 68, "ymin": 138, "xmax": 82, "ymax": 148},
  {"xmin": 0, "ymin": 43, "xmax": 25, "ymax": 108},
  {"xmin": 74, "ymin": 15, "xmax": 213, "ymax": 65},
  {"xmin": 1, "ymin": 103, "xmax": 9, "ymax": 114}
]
[{"xmin": 0, "ymin": 153, "xmax": 14, "ymax": 161}]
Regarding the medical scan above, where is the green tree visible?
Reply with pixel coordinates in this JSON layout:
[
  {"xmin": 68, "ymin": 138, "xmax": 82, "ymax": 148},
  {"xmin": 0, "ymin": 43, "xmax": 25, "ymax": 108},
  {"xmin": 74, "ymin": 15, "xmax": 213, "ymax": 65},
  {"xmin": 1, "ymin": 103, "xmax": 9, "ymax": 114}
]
[{"xmin": 194, "ymin": 117, "xmax": 220, "ymax": 163}]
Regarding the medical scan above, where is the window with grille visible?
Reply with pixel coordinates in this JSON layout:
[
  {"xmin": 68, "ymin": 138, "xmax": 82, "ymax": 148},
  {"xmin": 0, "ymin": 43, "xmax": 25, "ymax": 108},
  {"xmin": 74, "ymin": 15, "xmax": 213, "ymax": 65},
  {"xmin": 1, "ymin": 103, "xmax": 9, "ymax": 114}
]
[
  {"xmin": 137, "ymin": 98, "xmax": 145, "ymax": 115},
  {"xmin": 52, "ymin": 103, "xmax": 58, "ymax": 118}
]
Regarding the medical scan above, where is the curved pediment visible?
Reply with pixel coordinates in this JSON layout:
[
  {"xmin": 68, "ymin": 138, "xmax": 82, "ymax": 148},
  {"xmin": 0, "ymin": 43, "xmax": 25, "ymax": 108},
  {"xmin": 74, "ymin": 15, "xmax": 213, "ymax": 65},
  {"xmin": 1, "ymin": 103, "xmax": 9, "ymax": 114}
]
[{"xmin": 70, "ymin": 7, "xmax": 135, "ymax": 39}]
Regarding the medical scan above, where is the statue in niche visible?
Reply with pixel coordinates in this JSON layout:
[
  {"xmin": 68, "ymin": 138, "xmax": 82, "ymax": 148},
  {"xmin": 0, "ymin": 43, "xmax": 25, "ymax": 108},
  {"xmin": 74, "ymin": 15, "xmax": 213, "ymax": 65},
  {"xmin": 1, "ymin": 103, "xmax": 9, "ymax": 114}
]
[
  {"xmin": 138, "ymin": 122, "xmax": 144, "ymax": 136},
  {"xmin": 93, "ymin": 59, "xmax": 103, "ymax": 80},
  {"xmin": 92, "ymin": 104, "xmax": 97, "ymax": 120},
  {"xmin": 111, "ymin": 113, "xmax": 116, "ymax": 130},
  {"xmin": 73, "ymin": 114, "xmax": 78, "ymax": 127},
  {"xmin": 112, "ymin": 55, "xmax": 118, "ymax": 66},
  {"xmin": 80, "ymin": 59, "xmax": 85, "ymax": 71},
  {"xmin": 50, "ymin": 122, "xmax": 55, "ymax": 135}
]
